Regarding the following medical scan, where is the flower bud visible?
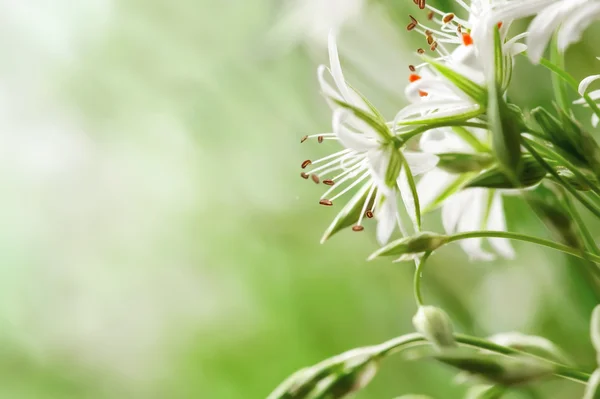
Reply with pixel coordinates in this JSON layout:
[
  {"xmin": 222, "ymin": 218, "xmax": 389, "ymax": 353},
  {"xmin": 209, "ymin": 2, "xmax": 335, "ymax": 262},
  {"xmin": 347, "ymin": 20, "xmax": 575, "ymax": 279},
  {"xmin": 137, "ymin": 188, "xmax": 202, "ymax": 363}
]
[
  {"xmin": 368, "ymin": 232, "xmax": 449, "ymax": 261},
  {"xmin": 413, "ymin": 306, "xmax": 456, "ymax": 349},
  {"xmin": 434, "ymin": 350, "xmax": 555, "ymax": 387},
  {"xmin": 583, "ymin": 369, "xmax": 600, "ymax": 399},
  {"xmin": 465, "ymin": 155, "xmax": 546, "ymax": 189},
  {"xmin": 324, "ymin": 360, "xmax": 378, "ymax": 398},
  {"xmin": 487, "ymin": 332, "xmax": 569, "ymax": 364},
  {"xmin": 465, "ymin": 385, "xmax": 505, "ymax": 399},
  {"xmin": 591, "ymin": 305, "xmax": 600, "ymax": 364}
]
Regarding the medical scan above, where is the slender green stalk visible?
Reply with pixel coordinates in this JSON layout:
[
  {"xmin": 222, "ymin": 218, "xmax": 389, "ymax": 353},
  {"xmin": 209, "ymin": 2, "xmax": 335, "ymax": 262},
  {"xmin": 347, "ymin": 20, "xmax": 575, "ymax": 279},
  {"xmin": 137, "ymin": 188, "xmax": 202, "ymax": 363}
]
[
  {"xmin": 446, "ymin": 231, "xmax": 600, "ymax": 264},
  {"xmin": 522, "ymin": 140, "xmax": 600, "ymax": 219},
  {"xmin": 396, "ymin": 121, "xmax": 489, "ymax": 142},
  {"xmin": 413, "ymin": 251, "xmax": 432, "ymax": 307},
  {"xmin": 550, "ymin": 36, "xmax": 569, "ymax": 113}
]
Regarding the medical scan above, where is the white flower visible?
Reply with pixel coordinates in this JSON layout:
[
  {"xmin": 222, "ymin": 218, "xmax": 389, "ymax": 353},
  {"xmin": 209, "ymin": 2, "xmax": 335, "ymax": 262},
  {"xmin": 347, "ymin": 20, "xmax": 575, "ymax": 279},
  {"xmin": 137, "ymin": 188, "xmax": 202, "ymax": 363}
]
[
  {"xmin": 487, "ymin": 0, "xmax": 600, "ymax": 64},
  {"xmin": 269, "ymin": 0, "xmax": 365, "ymax": 48},
  {"xmin": 416, "ymin": 128, "xmax": 515, "ymax": 261},
  {"xmin": 575, "ymin": 60, "xmax": 600, "ymax": 127},
  {"xmin": 302, "ymin": 32, "xmax": 438, "ymax": 244}
]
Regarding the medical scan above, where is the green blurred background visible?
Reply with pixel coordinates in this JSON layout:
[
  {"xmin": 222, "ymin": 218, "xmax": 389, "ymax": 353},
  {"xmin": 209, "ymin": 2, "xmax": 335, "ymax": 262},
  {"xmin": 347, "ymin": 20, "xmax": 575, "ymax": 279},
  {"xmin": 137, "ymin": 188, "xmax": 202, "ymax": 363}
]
[{"xmin": 2, "ymin": 0, "xmax": 600, "ymax": 397}]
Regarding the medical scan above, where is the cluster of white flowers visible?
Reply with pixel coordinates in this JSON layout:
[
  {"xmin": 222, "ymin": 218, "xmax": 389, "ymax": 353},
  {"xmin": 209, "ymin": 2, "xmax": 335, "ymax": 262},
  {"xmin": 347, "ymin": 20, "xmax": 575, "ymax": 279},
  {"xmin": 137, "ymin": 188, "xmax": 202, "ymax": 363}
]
[{"xmin": 298, "ymin": 0, "xmax": 600, "ymax": 262}]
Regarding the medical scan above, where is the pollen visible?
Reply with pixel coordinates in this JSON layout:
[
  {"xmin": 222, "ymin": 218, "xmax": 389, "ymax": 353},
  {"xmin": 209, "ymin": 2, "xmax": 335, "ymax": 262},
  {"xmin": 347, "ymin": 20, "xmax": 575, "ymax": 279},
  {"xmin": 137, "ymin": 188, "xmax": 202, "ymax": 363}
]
[
  {"xmin": 427, "ymin": 11, "xmax": 434, "ymax": 20},
  {"xmin": 317, "ymin": 135, "xmax": 323, "ymax": 143},
  {"xmin": 319, "ymin": 199, "xmax": 333, "ymax": 206},
  {"xmin": 301, "ymin": 160, "xmax": 312, "ymax": 169},
  {"xmin": 497, "ymin": 22, "xmax": 503, "ymax": 29},
  {"xmin": 323, "ymin": 179, "xmax": 335, "ymax": 186},
  {"xmin": 417, "ymin": 0, "xmax": 425, "ymax": 9},
  {"xmin": 300, "ymin": 135, "xmax": 308, "ymax": 143},
  {"xmin": 407, "ymin": 15, "xmax": 418, "ymax": 31},
  {"xmin": 461, "ymin": 33, "xmax": 473, "ymax": 46},
  {"xmin": 430, "ymin": 41, "xmax": 438, "ymax": 51},
  {"xmin": 366, "ymin": 210, "xmax": 374, "ymax": 219},
  {"xmin": 409, "ymin": 65, "xmax": 416, "ymax": 72},
  {"xmin": 409, "ymin": 74, "xmax": 421, "ymax": 82},
  {"xmin": 417, "ymin": 48, "xmax": 425, "ymax": 54},
  {"xmin": 442, "ymin": 13, "xmax": 455, "ymax": 24},
  {"xmin": 352, "ymin": 225, "xmax": 365, "ymax": 232},
  {"xmin": 311, "ymin": 174, "xmax": 320, "ymax": 184},
  {"xmin": 300, "ymin": 172, "xmax": 309, "ymax": 179}
]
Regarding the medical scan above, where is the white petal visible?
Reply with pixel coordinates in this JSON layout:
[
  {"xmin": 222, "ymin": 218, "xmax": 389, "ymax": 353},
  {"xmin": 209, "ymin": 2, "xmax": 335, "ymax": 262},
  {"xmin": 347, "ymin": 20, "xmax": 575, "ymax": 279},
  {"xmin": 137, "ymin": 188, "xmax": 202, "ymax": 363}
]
[
  {"xmin": 398, "ymin": 168, "xmax": 417, "ymax": 229},
  {"xmin": 486, "ymin": 193, "xmax": 516, "ymax": 259},
  {"xmin": 397, "ymin": 101, "xmax": 480, "ymax": 122},
  {"xmin": 442, "ymin": 190, "xmax": 471, "ymax": 234},
  {"xmin": 557, "ymin": 2, "xmax": 600, "ymax": 54},
  {"xmin": 317, "ymin": 65, "xmax": 343, "ymax": 103},
  {"xmin": 593, "ymin": 113, "xmax": 599, "ymax": 128},
  {"xmin": 404, "ymin": 151, "xmax": 439, "ymax": 176},
  {"xmin": 509, "ymin": 42, "xmax": 528, "ymax": 56},
  {"xmin": 526, "ymin": 1, "xmax": 575, "ymax": 64},
  {"xmin": 455, "ymin": 189, "xmax": 495, "ymax": 261},
  {"xmin": 376, "ymin": 194, "xmax": 397, "ymax": 245},
  {"xmin": 333, "ymin": 109, "xmax": 378, "ymax": 152},
  {"xmin": 328, "ymin": 31, "xmax": 353, "ymax": 105},
  {"xmin": 367, "ymin": 148, "xmax": 393, "ymax": 195},
  {"xmin": 579, "ymin": 75, "xmax": 600, "ymax": 96},
  {"xmin": 417, "ymin": 169, "xmax": 457, "ymax": 211}
]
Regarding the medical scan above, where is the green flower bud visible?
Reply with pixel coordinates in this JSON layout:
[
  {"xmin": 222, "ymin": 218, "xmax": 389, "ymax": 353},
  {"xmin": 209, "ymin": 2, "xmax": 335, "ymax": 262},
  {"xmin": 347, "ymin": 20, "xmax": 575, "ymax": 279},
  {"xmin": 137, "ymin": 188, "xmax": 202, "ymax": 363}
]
[
  {"xmin": 368, "ymin": 232, "xmax": 449, "ymax": 261},
  {"xmin": 487, "ymin": 332, "xmax": 570, "ymax": 364},
  {"xmin": 436, "ymin": 153, "xmax": 494, "ymax": 174},
  {"xmin": 318, "ymin": 360, "xmax": 378, "ymax": 399},
  {"xmin": 584, "ymin": 369, "xmax": 600, "ymax": 399},
  {"xmin": 465, "ymin": 156, "xmax": 546, "ymax": 189},
  {"xmin": 413, "ymin": 306, "xmax": 456, "ymax": 349},
  {"xmin": 591, "ymin": 305, "xmax": 600, "ymax": 364},
  {"xmin": 434, "ymin": 350, "xmax": 555, "ymax": 387},
  {"xmin": 465, "ymin": 385, "xmax": 505, "ymax": 399}
]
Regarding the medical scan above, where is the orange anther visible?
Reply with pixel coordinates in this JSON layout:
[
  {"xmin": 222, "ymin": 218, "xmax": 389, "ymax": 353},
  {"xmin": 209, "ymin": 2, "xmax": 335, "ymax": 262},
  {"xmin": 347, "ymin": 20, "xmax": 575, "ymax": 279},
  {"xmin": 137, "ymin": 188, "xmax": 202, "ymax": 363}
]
[{"xmin": 461, "ymin": 33, "xmax": 473, "ymax": 46}]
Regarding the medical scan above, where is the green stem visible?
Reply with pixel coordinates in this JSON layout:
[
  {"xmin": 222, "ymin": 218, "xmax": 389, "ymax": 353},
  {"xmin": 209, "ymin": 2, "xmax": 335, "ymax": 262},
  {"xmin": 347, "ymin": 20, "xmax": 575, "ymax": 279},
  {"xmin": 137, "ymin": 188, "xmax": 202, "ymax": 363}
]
[
  {"xmin": 550, "ymin": 36, "xmax": 569, "ymax": 113},
  {"xmin": 446, "ymin": 230, "xmax": 600, "ymax": 264},
  {"xmin": 396, "ymin": 121, "xmax": 489, "ymax": 142},
  {"xmin": 376, "ymin": 333, "xmax": 590, "ymax": 384},
  {"xmin": 522, "ymin": 139, "xmax": 600, "ymax": 219},
  {"xmin": 413, "ymin": 251, "xmax": 432, "ymax": 307}
]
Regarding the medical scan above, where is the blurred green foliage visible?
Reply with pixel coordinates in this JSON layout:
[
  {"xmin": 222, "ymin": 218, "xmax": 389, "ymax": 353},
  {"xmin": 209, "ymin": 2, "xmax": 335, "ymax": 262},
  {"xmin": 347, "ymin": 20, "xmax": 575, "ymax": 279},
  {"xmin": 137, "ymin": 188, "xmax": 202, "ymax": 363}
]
[{"xmin": 2, "ymin": 0, "xmax": 600, "ymax": 398}]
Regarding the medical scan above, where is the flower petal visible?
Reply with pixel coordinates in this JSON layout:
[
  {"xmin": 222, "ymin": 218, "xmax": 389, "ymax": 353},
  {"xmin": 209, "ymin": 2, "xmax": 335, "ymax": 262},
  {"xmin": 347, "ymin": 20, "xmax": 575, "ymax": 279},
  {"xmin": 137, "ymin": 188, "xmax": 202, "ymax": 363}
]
[
  {"xmin": 526, "ymin": 1, "xmax": 573, "ymax": 63},
  {"xmin": 593, "ymin": 113, "xmax": 599, "ymax": 128},
  {"xmin": 557, "ymin": 2, "xmax": 600, "ymax": 54},
  {"xmin": 417, "ymin": 169, "xmax": 457, "ymax": 211},
  {"xmin": 333, "ymin": 109, "xmax": 378, "ymax": 152},
  {"xmin": 404, "ymin": 151, "xmax": 440, "ymax": 175},
  {"xmin": 579, "ymin": 75, "xmax": 600, "ymax": 96},
  {"xmin": 486, "ymin": 192, "xmax": 515, "ymax": 259},
  {"xmin": 328, "ymin": 31, "xmax": 353, "ymax": 105},
  {"xmin": 367, "ymin": 147, "xmax": 394, "ymax": 196},
  {"xmin": 376, "ymin": 193, "xmax": 398, "ymax": 245},
  {"xmin": 398, "ymin": 168, "xmax": 417, "ymax": 229}
]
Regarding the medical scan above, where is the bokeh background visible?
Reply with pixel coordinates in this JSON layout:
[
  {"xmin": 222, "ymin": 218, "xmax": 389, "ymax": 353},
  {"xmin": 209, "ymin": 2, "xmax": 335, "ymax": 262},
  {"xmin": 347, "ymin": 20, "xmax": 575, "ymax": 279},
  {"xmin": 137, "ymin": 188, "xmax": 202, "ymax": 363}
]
[{"xmin": 2, "ymin": 0, "xmax": 600, "ymax": 398}]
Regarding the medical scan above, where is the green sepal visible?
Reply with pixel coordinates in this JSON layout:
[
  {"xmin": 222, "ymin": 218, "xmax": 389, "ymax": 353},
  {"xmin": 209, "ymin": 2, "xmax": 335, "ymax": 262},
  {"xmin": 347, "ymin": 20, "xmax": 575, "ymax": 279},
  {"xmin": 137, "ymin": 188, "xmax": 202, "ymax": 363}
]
[
  {"xmin": 466, "ymin": 156, "xmax": 546, "ymax": 189},
  {"xmin": 320, "ymin": 183, "xmax": 376, "ymax": 243},
  {"xmin": 424, "ymin": 56, "xmax": 487, "ymax": 105},
  {"xmin": 558, "ymin": 109, "xmax": 600, "ymax": 180},
  {"xmin": 422, "ymin": 174, "xmax": 474, "ymax": 214},
  {"xmin": 331, "ymin": 98, "xmax": 392, "ymax": 141},
  {"xmin": 368, "ymin": 232, "xmax": 449, "ymax": 260},
  {"xmin": 385, "ymin": 147, "xmax": 402, "ymax": 188},
  {"xmin": 434, "ymin": 350, "xmax": 555, "ymax": 387},
  {"xmin": 437, "ymin": 153, "xmax": 494, "ymax": 174},
  {"xmin": 488, "ymin": 83, "xmax": 523, "ymax": 179}
]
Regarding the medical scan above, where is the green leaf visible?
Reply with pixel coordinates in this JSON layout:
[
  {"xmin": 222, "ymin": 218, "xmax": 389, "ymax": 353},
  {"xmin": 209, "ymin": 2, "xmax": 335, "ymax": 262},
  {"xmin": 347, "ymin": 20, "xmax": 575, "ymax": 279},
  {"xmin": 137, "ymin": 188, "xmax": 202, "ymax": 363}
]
[
  {"xmin": 466, "ymin": 156, "xmax": 546, "ymax": 189},
  {"xmin": 437, "ymin": 153, "xmax": 494, "ymax": 174},
  {"xmin": 424, "ymin": 56, "xmax": 487, "ymax": 105},
  {"xmin": 493, "ymin": 26, "xmax": 504, "ymax": 88},
  {"xmin": 396, "ymin": 106, "xmax": 484, "ymax": 127},
  {"xmin": 550, "ymin": 35, "xmax": 569, "ymax": 112},
  {"xmin": 399, "ymin": 152, "xmax": 422, "ymax": 231},
  {"xmin": 320, "ymin": 183, "xmax": 376, "ymax": 243}
]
